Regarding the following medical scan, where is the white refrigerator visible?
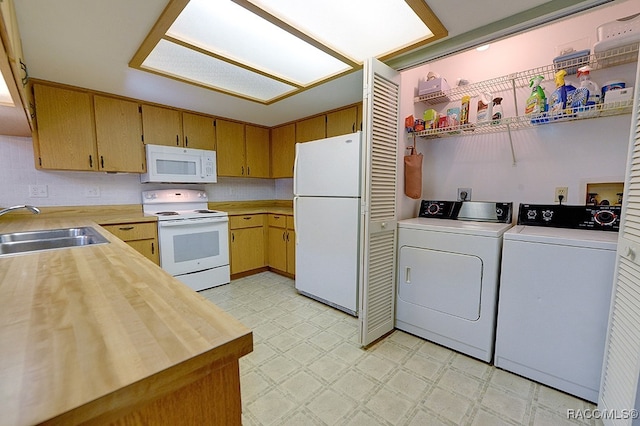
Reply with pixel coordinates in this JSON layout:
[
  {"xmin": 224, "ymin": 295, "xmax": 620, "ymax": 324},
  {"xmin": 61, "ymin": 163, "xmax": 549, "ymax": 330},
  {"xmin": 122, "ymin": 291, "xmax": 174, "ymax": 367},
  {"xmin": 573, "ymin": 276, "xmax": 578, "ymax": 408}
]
[{"xmin": 293, "ymin": 132, "xmax": 363, "ymax": 316}]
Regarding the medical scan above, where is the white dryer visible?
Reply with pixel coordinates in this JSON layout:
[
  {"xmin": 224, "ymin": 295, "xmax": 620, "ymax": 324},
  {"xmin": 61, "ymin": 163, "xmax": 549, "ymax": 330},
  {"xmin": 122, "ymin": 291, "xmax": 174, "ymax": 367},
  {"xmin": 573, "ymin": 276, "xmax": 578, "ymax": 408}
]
[
  {"xmin": 396, "ymin": 201, "xmax": 513, "ymax": 362},
  {"xmin": 495, "ymin": 203, "xmax": 620, "ymax": 403}
]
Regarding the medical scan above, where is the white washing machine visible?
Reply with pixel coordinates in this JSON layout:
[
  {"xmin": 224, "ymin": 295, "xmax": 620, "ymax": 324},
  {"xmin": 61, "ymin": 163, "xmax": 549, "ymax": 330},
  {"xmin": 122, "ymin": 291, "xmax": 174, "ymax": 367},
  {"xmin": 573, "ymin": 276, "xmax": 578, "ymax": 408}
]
[
  {"xmin": 396, "ymin": 201, "xmax": 513, "ymax": 363},
  {"xmin": 494, "ymin": 204, "xmax": 620, "ymax": 403}
]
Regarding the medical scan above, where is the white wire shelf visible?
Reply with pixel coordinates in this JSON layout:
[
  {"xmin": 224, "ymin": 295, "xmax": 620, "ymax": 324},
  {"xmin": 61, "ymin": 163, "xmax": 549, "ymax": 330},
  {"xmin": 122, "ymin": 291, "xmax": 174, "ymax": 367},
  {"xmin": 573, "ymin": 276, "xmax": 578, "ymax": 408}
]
[
  {"xmin": 413, "ymin": 43, "xmax": 639, "ymax": 105},
  {"xmin": 410, "ymin": 99, "xmax": 634, "ymax": 140}
]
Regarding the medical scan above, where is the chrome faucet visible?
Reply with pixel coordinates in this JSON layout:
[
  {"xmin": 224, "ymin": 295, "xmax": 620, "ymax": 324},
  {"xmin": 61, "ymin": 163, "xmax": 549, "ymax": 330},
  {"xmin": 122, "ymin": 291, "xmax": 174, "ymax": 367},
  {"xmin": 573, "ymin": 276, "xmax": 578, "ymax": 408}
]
[{"xmin": 0, "ymin": 205, "xmax": 41, "ymax": 217}]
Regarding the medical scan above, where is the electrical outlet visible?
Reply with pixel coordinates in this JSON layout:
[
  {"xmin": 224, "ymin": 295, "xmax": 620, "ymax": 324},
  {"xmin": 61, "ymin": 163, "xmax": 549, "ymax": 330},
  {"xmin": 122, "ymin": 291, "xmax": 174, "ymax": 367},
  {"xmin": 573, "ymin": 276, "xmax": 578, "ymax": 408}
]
[
  {"xmin": 84, "ymin": 186, "xmax": 100, "ymax": 197},
  {"xmin": 457, "ymin": 187, "xmax": 472, "ymax": 201},
  {"xmin": 29, "ymin": 184, "xmax": 48, "ymax": 198},
  {"xmin": 555, "ymin": 186, "xmax": 568, "ymax": 203}
]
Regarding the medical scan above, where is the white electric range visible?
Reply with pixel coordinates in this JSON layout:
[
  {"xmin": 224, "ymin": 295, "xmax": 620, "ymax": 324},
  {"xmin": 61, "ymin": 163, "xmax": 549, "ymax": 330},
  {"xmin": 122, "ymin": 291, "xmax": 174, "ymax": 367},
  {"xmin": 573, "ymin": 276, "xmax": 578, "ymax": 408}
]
[{"xmin": 142, "ymin": 189, "xmax": 230, "ymax": 291}]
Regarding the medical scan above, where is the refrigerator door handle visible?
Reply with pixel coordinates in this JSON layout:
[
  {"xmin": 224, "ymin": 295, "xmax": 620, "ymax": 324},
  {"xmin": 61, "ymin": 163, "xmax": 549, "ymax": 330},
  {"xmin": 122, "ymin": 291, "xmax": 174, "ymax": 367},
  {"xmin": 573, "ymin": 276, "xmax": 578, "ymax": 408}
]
[
  {"xmin": 405, "ymin": 267, "xmax": 411, "ymax": 283},
  {"xmin": 293, "ymin": 196, "xmax": 298, "ymax": 246},
  {"xmin": 293, "ymin": 143, "xmax": 299, "ymax": 195}
]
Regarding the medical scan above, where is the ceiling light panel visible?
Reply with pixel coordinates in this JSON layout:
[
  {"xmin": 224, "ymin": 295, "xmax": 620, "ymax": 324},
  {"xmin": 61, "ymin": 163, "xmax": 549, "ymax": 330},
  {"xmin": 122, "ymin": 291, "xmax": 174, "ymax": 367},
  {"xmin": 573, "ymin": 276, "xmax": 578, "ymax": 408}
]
[
  {"xmin": 246, "ymin": 0, "xmax": 434, "ymax": 62},
  {"xmin": 166, "ymin": 0, "xmax": 352, "ymax": 86},
  {"xmin": 142, "ymin": 39, "xmax": 297, "ymax": 102}
]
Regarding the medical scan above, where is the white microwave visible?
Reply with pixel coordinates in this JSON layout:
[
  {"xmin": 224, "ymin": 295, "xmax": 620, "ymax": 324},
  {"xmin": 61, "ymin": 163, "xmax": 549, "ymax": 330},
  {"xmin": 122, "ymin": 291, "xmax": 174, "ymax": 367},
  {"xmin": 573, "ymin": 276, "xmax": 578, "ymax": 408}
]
[{"xmin": 141, "ymin": 144, "xmax": 217, "ymax": 183}]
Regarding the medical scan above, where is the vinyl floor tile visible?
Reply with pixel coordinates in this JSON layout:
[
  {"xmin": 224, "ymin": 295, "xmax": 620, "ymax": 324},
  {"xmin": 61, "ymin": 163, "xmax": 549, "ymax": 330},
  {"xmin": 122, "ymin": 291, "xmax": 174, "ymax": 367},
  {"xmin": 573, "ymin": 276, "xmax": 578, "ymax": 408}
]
[{"xmin": 201, "ymin": 272, "xmax": 602, "ymax": 426}]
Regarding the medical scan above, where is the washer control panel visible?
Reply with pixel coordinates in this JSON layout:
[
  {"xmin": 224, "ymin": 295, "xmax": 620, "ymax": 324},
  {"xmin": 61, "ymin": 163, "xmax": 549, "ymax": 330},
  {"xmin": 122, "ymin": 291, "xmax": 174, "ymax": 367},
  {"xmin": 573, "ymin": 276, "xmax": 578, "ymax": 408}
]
[{"xmin": 518, "ymin": 204, "xmax": 621, "ymax": 231}]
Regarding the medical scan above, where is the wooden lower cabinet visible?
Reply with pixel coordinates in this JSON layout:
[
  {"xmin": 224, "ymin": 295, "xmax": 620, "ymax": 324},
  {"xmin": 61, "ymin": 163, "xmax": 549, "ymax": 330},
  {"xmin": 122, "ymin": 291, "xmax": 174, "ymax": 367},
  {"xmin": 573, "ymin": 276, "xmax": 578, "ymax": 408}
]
[
  {"xmin": 267, "ymin": 214, "xmax": 295, "ymax": 276},
  {"xmin": 100, "ymin": 221, "xmax": 159, "ymax": 265},
  {"xmin": 229, "ymin": 214, "xmax": 266, "ymax": 275}
]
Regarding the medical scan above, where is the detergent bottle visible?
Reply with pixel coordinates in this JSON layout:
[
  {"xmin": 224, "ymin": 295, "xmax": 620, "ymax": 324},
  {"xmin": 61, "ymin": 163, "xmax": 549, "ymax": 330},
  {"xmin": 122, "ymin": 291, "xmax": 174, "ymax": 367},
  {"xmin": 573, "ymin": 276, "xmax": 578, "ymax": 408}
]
[
  {"xmin": 476, "ymin": 92, "xmax": 493, "ymax": 123},
  {"xmin": 549, "ymin": 70, "xmax": 576, "ymax": 118}
]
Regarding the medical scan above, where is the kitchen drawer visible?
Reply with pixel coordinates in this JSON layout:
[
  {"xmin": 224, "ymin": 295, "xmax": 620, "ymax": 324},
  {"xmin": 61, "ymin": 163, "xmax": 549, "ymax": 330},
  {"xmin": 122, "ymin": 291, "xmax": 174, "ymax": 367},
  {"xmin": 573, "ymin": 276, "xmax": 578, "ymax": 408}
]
[
  {"xmin": 268, "ymin": 214, "xmax": 288, "ymax": 228},
  {"xmin": 229, "ymin": 214, "xmax": 265, "ymax": 229},
  {"xmin": 102, "ymin": 222, "xmax": 157, "ymax": 241}
]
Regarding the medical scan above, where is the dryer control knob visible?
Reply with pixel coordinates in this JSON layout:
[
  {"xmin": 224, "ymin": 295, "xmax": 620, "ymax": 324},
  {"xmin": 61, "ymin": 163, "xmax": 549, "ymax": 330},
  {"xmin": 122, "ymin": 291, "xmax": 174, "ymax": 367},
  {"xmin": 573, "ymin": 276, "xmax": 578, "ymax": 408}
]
[
  {"xmin": 526, "ymin": 210, "xmax": 537, "ymax": 220},
  {"xmin": 542, "ymin": 210, "xmax": 554, "ymax": 221},
  {"xmin": 427, "ymin": 203, "xmax": 440, "ymax": 214}
]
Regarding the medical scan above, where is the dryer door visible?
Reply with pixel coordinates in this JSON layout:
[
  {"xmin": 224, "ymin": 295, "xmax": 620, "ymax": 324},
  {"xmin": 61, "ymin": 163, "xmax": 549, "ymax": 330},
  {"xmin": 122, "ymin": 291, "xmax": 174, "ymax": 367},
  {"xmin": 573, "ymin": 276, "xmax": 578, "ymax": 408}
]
[{"xmin": 398, "ymin": 246, "xmax": 482, "ymax": 321}]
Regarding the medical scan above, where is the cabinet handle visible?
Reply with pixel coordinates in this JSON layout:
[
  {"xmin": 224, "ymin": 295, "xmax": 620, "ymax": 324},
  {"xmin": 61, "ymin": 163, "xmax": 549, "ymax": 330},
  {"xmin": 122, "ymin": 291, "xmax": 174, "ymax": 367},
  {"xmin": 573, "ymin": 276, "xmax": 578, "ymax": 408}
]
[
  {"xmin": 185, "ymin": 136, "xmax": 188, "ymax": 147},
  {"xmin": 151, "ymin": 242, "xmax": 155, "ymax": 254},
  {"xmin": 100, "ymin": 156, "xmax": 104, "ymax": 169},
  {"xmin": 286, "ymin": 231, "xmax": 290, "ymax": 242},
  {"xmin": 118, "ymin": 226, "xmax": 134, "ymax": 231},
  {"xmin": 89, "ymin": 155, "xmax": 93, "ymax": 168},
  {"xmin": 241, "ymin": 166, "xmax": 244, "ymax": 175},
  {"xmin": 20, "ymin": 60, "xmax": 28, "ymax": 87},
  {"xmin": 352, "ymin": 123, "xmax": 355, "ymax": 132},
  {"xmin": 176, "ymin": 135, "xmax": 179, "ymax": 146},
  {"xmin": 232, "ymin": 232, "xmax": 235, "ymax": 242},
  {"xmin": 282, "ymin": 231, "xmax": 286, "ymax": 241},
  {"xmin": 247, "ymin": 166, "xmax": 250, "ymax": 176}
]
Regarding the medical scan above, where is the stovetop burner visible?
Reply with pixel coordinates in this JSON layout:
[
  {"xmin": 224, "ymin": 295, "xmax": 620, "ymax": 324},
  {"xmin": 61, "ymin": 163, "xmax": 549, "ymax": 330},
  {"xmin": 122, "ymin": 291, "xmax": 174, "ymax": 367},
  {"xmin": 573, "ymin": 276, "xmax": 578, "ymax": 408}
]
[
  {"xmin": 156, "ymin": 211, "xmax": 180, "ymax": 216},
  {"xmin": 194, "ymin": 209, "xmax": 218, "ymax": 214}
]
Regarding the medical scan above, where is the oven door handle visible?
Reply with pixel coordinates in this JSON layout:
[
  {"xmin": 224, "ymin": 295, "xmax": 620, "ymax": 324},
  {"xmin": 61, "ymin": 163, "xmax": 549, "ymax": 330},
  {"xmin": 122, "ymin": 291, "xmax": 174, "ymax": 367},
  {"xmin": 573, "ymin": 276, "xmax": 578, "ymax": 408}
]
[{"xmin": 159, "ymin": 217, "xmax": 228, "ymax": 227}]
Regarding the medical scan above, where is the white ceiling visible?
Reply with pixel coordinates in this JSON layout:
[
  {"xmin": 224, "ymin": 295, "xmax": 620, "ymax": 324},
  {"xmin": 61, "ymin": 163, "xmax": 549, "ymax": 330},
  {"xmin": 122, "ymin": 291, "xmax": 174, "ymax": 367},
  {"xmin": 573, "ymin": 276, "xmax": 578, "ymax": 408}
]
[{"xmin": 12, "ymin": 0, "xmax": 614, "ymax": 127}]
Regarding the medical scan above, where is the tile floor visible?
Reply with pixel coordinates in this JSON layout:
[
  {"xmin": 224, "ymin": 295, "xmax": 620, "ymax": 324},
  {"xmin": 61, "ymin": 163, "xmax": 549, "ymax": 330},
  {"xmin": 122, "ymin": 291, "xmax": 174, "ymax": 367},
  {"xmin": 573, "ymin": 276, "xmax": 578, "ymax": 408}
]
[{"xmin": 200, "ymin": 272, "xmax": 601, "ymax": 426}]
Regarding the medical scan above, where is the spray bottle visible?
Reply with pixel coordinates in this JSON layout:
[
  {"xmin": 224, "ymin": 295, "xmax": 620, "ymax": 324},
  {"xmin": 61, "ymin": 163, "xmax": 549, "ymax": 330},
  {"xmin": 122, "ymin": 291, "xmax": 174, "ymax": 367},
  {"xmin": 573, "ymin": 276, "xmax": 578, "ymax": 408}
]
[
  {"xmin": 524, "ymin": 75, "xmax": 547, "ymax": 124},
  {"xmin": 549, "ymin": 70, "xmax": 576, "ymax": 118}
]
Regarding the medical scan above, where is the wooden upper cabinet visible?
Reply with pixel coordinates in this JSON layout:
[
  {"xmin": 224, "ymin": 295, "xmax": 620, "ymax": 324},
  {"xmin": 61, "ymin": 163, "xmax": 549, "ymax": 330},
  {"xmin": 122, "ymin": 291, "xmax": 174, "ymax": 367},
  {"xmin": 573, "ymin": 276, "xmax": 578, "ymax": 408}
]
[
  {"xmin": 141, "ymin": 104, "xmax": 182, "ymax": 147},
  {"xmin": 245, "ymin": 125, "xmax": 270, "ymax": 178},
  {"xmin": 94, "ymin": 96, "xmax": 145, "ymax": 173},
  {"xmin": 216, "ymin": 119, "xmax": 245, "ymax": 177},
  {"xmin": 183, "ymin": 112, "xmax": 216, "ymax": 150},
  {"xmin": 295, "ymin": 115, "xmax": 325, "ymax": 143},
  {"xmin": 271, "ymin": 123, "xmax": 295, "ymax": 178},
  {"xmin": 326, "ymin": 106, "xmax": 358, "ymax": 137},
  {"xmin": 33, "ymin": 84, "xmax": 97, "ymax": 171}
]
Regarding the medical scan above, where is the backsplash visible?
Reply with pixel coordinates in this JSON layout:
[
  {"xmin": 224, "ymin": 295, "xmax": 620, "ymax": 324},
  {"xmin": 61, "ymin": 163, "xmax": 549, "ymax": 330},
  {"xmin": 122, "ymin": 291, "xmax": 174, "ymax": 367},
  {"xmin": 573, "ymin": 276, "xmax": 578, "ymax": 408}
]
[{"xmin": 0, "ymin": 135, "xmax": 294, "ymax": 207}]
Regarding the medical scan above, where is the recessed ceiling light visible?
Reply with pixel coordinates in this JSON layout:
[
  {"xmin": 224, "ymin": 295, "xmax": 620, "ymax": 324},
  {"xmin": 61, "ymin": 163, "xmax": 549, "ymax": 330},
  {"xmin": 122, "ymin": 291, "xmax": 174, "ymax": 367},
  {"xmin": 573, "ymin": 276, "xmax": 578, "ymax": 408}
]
[
  {"xmin": 476, "ymin": 44, "xmax": 491, "ymax": 52},
  {"xmin": 130, "ymin": 0, "xmax": 447, "ymax": 104}
]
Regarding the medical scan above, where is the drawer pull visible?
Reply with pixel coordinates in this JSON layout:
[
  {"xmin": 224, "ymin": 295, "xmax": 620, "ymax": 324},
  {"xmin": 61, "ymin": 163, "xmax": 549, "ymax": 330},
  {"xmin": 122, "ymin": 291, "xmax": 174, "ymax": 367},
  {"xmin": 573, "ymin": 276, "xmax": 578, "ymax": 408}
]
[
  {"xmin": 118, "ymin": 226, "xmax": 135, "ymax": 231},
  {"xmin": 243, "ymin": 217, "xmax": 252, "ymax": 220}
]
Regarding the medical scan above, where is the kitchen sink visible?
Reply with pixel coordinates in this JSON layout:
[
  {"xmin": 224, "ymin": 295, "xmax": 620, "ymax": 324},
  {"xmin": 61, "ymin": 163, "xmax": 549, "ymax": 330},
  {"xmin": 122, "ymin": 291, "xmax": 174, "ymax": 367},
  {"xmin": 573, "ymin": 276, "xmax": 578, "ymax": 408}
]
[{"xmin": 0, "ymin": 227, "xmax": 109, "ymax": 255}]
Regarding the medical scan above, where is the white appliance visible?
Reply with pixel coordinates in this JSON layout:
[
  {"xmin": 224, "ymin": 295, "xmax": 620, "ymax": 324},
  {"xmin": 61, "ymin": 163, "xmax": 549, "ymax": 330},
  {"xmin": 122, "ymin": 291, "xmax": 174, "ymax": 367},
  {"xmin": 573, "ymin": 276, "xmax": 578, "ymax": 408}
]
[
  {"xmin": 495, "ymin": 203, "xmax": 620, "ymax": 403},
  {"xmin": 396, "ymin": 201, "xmax": 513, "ymax": 362},
  {"xmin": 141, "ymin": 144, "xmax": 217, "ymax": 184},
  {"xmin": 293, "ymin": 132, "xmax": 363, "ymax": 316},
  {"xmin": 142, "ymin": 189, "xmax": 230, "ymax": 291}
]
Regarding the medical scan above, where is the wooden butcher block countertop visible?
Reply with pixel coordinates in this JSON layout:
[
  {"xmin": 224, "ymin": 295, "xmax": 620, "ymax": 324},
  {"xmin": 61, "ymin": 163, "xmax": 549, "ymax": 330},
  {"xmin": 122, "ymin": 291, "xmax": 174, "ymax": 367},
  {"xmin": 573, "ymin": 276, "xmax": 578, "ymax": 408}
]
[{"xmin": 0, "ymin": 217, "xmax": 252, "ymax": 425}]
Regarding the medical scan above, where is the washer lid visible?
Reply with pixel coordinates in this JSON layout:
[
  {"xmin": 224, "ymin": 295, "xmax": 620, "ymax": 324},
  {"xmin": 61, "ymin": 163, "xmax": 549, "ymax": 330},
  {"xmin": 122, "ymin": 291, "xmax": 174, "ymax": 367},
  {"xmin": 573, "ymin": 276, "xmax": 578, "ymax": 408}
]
[
  {"xmin": 398, "ymin": 217, "xmax": 513, "ymax": 237},
  {"xmin": 504, "ymin": 225, "xmax": 618, "ymax": 250}
]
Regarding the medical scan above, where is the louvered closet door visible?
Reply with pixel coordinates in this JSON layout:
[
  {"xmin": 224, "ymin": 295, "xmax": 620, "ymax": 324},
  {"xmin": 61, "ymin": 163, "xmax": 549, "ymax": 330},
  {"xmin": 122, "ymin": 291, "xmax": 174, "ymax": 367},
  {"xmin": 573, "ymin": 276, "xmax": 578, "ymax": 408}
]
[
  {"xmin": 599, "ymin": 59, "xmax": 640, "ymax": 425},
  {"xmin": 358, "ymin": 58, "xmax": 400, "ymax": 347}
]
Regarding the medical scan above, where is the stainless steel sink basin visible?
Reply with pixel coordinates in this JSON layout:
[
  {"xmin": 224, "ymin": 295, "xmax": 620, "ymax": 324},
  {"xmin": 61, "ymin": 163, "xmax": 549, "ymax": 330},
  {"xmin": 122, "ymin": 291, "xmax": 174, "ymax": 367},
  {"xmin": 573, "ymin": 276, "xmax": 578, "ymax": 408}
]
[{"xmin": 0, "ymin": 227, "xmax": 109, "ymax": 255}]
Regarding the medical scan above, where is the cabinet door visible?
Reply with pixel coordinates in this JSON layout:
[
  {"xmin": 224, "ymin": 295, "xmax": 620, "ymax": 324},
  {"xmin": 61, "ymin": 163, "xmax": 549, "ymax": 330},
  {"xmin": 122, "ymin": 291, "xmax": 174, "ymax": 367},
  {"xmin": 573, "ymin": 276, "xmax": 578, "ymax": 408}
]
[
  {"xmin": 183, "ymin": 112, "xmax": 216, "ymax": 150},
  {"xmin": 141, "ymin": 104, "xmax": 183, "ymax": 147},
  {"xmin": 34, "ymin": 84, "xmax": 97, "ymax": 171},
  {"xmin": 271, "ymin": 123, "xmax": 295, "ymax": 178},
  {"xmin": 326, "ymin": 106, "xmax": 358, "ymax": 137},
  {"xmin": 127, "ymin": 239, "xmax": 159, "ymax": 265},
  {"xmin": 268, "ymin": 227, "xmax": 287, "ymax": 272},
  {"xmin": 216, "ymin": 119, "xmax": 245, "ymax": 177},
  {"xmin": 296, "ymin": 115, "xmax": 325, "ymax": 142},
  {"xmin": 245, "ymin": 125, "xmax": 270, "ymax": 178},
  {"xmin": 94, "ymin": 96, "xmax": 145, "ymax": 173},
  {"xmin": 230, "ymin": 227, "xmax": 265, "ymax": 274}
]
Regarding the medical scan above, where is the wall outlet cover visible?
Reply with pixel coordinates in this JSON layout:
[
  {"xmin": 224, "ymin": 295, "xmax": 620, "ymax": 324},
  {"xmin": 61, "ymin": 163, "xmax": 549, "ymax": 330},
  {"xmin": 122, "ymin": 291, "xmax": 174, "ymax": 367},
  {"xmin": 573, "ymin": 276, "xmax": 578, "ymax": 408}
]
[
  {"xmin": 29, "ymin": 184, "xmax": 48, "ymax": 198},
  {"xmin": 458, "ymin": 187, "xmax": 472, "ymax": 201}
]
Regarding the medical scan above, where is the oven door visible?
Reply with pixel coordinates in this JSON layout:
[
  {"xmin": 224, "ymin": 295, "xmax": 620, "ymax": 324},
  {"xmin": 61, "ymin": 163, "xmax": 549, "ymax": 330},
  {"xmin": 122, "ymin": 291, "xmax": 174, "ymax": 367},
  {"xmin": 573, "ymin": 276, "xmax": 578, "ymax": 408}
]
[{"xmin": 157, "ymin": 217, "xmax": 229, "ymax": 276}]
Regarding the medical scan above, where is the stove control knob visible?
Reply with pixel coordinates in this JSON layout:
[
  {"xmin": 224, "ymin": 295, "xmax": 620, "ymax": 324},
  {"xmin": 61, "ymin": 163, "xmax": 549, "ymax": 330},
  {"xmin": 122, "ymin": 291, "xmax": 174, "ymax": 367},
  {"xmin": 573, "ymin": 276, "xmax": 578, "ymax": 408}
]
[
  {"xmin": 427, "ymin": 203, "xmax": 440, "ymax": 215},
  {"xmin": 145, "ymin": 192, "xmax": 157, "ymax": 199},
  {"xmin": 594, "ymin": 210, "xmax": 617, "ymax": 226},
  {"xmin": 526, "ymin": 210, "xmax": 537, "ymax": 220},
  {"xmin": 542, "ymin": 210, "xmax": 554, "ymax": 222},
  {"xmin": 198, "ymin": 192, "xmax": 206, "ymax": 198}
]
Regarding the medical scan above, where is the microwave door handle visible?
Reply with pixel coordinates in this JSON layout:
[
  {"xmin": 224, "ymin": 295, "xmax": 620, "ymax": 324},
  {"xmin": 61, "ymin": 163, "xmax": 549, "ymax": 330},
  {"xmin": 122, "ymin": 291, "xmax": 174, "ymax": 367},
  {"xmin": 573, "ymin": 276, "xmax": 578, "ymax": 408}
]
[{"xmin": 200, "ymin": 156, "xmax": 205, "ymax": 180}]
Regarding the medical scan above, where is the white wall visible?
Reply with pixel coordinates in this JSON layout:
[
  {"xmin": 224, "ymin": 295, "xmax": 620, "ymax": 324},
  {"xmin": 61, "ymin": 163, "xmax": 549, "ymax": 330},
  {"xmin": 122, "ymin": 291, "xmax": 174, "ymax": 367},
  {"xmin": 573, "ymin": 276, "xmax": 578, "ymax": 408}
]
[
  {"xmin": 0, "ymin": 135, "xmax": 292, "ymax": 207},
  {"xmin": 398, "ymin": 0, "xmax": 638, "ymax": 219}
]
